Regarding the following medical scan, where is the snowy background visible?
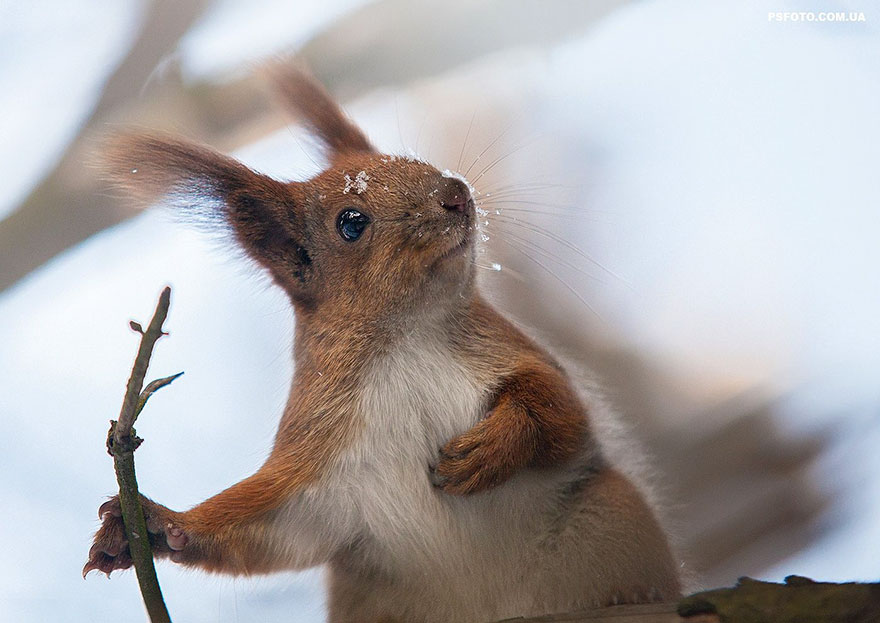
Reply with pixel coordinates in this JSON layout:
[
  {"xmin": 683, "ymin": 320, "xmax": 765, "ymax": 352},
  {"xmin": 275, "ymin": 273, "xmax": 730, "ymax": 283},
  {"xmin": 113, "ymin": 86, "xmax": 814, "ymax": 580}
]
[{"xmin": 1, "ymin": 0, "xmax": 879, "ymax": 621}]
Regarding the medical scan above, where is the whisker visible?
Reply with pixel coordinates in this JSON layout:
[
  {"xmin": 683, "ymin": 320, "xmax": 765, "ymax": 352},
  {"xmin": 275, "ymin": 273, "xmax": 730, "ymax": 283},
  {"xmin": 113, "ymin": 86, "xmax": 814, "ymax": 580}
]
[
  {"xmin": 479, "ymin": 202, "xmax": 614, "ymax": 223},
  {"xmin": 414, "ymin": 113, "xmax": 428, "ymax": 155},
  {"xmin": 463, "ymin": 123, "xmax": 513, "ymax": 177},
  {"xmin": 480, "ymin": 198, "xmax": 580, "ymax": 211},
  {"xmin": 471, "ymin": 259, "xmax": 528, "ymax": 282},
  {"xmin": 476, "ymin": 187, "xmax": 566, "ymax": 201},
  {"xmin": 476, "ymin": 185, "xmax": 574, "ymax": 198},
  {"xmin": 424, "ymin": 127, "xmax": 437, "ymax": 162},
  {"xmin": 472, "ymin": 261, "xmax": 501, "ymax": 272},
  {"xmin": 394, "ymin": 97, "xmax": 406, "ymax": 151},
  {"xmin": 478, "ymin": 181, "xmax": 575, "ymax": 194},
  {"xmin": 470, "ymin": 138, "xmax": 537, "ymax": 185},
  {"xmin": 489, "ymin": 214, "xmax": 632, "ymax": 287},
  {"xmin": 484, "ymin": 207, "xmax": 579, "ymax": 220},
  {"xmin": 493, "ymin": 235, "xmax": 602, "ymax": 320},
  {"xmin": 457, "ymin": 110, "xmax": 477, "ymax": 173},
  {"xmin": 479, "ymin": 195, "xmax": 618, "ymax": 214},
  {"xmin": 489, "ymin": 226, "xmax": 610, "ymax": 285}
]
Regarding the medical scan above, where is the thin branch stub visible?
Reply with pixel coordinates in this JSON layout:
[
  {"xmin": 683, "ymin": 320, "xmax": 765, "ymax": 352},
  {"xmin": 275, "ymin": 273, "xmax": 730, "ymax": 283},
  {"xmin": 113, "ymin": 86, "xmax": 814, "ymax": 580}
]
[{"xmin": 135, "ymin": 372, "xmax": 184, "ymax": 419}]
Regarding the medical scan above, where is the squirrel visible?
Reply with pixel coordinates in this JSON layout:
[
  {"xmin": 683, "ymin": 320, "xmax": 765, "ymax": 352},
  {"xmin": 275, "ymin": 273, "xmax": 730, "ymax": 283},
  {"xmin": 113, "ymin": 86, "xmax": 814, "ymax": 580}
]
[{"xmin": 84, "ymin": 66, "xmax": 681, "ymax": 622}]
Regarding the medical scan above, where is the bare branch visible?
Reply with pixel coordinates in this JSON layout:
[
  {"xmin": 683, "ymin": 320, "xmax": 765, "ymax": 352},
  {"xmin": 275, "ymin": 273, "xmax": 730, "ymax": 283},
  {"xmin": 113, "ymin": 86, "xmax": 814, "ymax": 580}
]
[{"xmin": 107, "ymin": 286, "xmax": 177, "ymax": 623}]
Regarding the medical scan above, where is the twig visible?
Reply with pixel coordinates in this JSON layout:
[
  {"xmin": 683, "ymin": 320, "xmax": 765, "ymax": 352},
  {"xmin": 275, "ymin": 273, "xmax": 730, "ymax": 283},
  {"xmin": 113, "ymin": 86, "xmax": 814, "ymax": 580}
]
[{"xmin": 107, "ymin": 286, "xmax": 182, "ymax": 623}]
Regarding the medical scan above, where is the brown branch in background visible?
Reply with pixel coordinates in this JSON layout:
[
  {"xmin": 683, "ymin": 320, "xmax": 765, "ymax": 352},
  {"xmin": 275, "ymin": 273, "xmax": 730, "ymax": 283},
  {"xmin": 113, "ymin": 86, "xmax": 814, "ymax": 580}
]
[
  {"xmin": 677, "ymin": 576, "xmax": 880, "ymax": 623},
  {"xmin": 107, "ymin": 286, "xmax": 182, "ymax": 623}
]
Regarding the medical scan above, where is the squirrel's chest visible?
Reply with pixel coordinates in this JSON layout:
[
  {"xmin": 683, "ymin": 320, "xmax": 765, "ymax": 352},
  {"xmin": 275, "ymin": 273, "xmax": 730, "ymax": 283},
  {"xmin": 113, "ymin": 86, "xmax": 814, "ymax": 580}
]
[
  {"xmin": 355, "ymin": 337, "xmax": 488, "ymax": 461},
  {"xmin": 332, "ymin": 337, "xmax": 492, "ymax": 562}
]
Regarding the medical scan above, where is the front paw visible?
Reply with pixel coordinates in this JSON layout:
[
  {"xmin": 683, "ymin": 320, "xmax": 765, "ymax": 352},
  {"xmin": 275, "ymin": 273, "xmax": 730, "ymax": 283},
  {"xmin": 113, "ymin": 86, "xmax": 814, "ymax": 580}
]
[
  {"xmin": 431, "ymin": 421, "xmax": 518, "ymax": 495},
  {"xmin": 83, "ymin": 495, "xmax": 187, "ymax": 577}
]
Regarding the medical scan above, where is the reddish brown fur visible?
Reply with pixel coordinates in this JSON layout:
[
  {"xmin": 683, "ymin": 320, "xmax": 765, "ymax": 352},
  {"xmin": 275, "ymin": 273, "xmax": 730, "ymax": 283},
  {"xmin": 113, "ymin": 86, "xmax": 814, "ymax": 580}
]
[
  {"xmin": 267, "ymin": 62, "xmax": 375, "ymax": 155},
  {"xmin": 434, "ymin": 357, "xmax": 588, "ymax": 494}
]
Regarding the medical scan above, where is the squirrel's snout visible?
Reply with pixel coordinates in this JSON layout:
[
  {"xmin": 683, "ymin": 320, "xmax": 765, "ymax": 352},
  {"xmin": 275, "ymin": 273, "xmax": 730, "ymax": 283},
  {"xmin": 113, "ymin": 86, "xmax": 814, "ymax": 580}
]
[
  {"xmin": 441, "ymin": 198, "xmax": 474, "ymax": 213},
  {"xmin": 439, "ymin": 178, "xmax": 474, "ymax": 214}
]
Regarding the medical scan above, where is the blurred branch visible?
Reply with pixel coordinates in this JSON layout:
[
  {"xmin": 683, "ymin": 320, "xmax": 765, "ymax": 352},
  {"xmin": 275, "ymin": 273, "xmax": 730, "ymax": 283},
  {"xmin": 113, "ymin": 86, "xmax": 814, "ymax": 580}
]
[
  {"xmin": 495, "ymin": 603, "xmax": 680, "ymax": 622},
  {"xmin": 0, "ymin": 0, "xmax": 629, "ymax": 295},
  {"xmin": 678, "ymin": 576, "xmax": 880, "ymax": 622},
  {"xmin": 0, "ymin": 0, "xmax": 211, "ymax": 294},
  {"xmin": 298, "ymin": 0, "xmax": 629, "ymax": 100},
  {"xmin": 107, "ymin": 286, "xmax": 181, "ymax": 623},
  {"xmin": 494, "ymin": 578, "xmax": 880, "ymax": 621}
]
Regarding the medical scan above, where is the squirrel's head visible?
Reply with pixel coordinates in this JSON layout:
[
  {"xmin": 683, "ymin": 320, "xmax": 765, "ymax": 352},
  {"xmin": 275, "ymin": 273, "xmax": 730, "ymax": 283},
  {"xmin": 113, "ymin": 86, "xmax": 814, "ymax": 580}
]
[{"xmin": 101, "ymin": 66, "xmax": 476, "ymax": 319}]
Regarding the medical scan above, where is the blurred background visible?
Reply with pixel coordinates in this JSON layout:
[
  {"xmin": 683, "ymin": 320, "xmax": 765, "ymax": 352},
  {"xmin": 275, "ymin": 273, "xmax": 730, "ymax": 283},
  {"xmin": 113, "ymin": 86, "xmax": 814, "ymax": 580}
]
[{"xmin": 1, "ymin": 0, "xmax": 878, "ymax": 621}]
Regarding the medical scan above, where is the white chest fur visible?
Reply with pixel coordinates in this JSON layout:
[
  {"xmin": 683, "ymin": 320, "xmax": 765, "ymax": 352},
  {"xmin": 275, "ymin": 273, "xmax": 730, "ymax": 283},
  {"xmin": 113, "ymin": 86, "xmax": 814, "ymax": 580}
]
[
  {"xmin": 345, "ymin": 331, "xmax": 489, "ymax": 563},
  {"xmin": 353, "ymin": 334, "xmax": 558, "ymax": 571}
]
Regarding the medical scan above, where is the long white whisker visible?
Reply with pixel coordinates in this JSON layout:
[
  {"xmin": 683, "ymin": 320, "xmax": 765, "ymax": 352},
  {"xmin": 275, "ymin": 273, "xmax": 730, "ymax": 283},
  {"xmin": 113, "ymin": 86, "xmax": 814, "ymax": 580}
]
[
  {"xmin": 493, "ymin": 235, "xmax": 602, "ymax": 320},
  {"xmin": 463, "ymin": 124, "xmax": 513, "ymax": 177},
  {"xmin": 414, "ymin": 115, "xmax": 426, "ymax": 155},
  {"xmin": 490, "ymin": 226, "xmax": 610, "ymax": 285},
  {"xmin": 394, "ymin": 97, "xmax": 405, "ymax": 151},
  {"xmin": 486, "ymin": 207, "xmax": 578, "ymax": 220},
  {"xmin": 490, "ymin": 214, "xmax": 632, "ymax": 287},
  {"xmin": 470, "ymin": 139, "xmax": 537, "ymax": 185},
  {"xmin": 457, "ymin": 110, "xmax": 477, "ymax": 173},
  {"xmin": 480, "ymin": 203, "xmax": 613, "ymax": 223}
]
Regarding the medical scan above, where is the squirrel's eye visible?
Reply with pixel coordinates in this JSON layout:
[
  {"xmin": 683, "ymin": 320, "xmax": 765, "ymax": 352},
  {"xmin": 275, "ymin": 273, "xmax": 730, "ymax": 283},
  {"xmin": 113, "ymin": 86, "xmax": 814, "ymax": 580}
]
[{"xmin": 336, "ymin": 209, "xmax": 371, "ymax": 241}]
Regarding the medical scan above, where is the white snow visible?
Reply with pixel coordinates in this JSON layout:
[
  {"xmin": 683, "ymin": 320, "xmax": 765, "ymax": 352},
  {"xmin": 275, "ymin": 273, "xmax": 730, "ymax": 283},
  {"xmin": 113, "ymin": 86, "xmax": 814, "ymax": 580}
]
[{"xmin": 343, "ymin": 170, "xmax": 370, "ymax": 194}]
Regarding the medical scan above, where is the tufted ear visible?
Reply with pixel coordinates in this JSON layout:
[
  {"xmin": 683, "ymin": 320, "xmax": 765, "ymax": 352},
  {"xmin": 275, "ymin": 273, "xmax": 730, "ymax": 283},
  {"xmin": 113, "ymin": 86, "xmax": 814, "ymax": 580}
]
[
  {"xmin": 101, "ymin": 133, "xmax": 315, "ymax": 297},
  {"xmin": 267, "ymin": 63, "xmax": 375, "ymax": 158}
]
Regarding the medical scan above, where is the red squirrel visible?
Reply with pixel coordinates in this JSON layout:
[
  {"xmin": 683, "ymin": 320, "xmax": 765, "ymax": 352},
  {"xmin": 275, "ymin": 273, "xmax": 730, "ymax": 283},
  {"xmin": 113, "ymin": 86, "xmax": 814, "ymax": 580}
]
[{"xmin": 85, "ymin": 67, "xmax": 681, "ymax": 622}]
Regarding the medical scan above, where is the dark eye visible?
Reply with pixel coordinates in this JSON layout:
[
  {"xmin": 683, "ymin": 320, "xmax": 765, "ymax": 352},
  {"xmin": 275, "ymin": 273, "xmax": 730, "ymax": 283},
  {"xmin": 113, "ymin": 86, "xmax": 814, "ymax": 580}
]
[{"xmin": 336, "ymin": 209, "xmax": 371, "ymax": 241}]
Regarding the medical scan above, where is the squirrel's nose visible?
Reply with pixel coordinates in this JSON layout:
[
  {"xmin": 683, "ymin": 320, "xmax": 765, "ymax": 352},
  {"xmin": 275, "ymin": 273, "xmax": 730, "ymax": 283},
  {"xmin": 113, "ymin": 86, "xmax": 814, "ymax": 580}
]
[
  {"xmin": 439, "ymin": 178, "xmax": 474, "ymax": 213},
  {"xmin": 442, "ymin": 198, "xmax": 474, "ymax": 213}
]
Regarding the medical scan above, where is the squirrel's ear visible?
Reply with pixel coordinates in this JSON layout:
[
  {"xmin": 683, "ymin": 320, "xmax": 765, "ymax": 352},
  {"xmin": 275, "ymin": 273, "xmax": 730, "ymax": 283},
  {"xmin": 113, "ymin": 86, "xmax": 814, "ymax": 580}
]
[
  {"xmin": 267, "ymin": 63, "xmax": 375, "ymax": 158},
  {"xmin": 100, "ymin": 133, "xmax": 315, "ymax": 296},
  {"xmin": 99, "ymin": 132, "xmax": 289, "ymax": 218}
]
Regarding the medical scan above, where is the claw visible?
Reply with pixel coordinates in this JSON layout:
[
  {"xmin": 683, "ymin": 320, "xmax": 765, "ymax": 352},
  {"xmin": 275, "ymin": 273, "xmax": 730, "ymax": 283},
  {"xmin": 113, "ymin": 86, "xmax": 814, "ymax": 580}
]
[
  {"xmin": 166, "ymin": 525, "xmax": 188, "ymax": 551},
  {"xmin": 82, "ymin": 552, "xmax": 117, "ymax": 579},
  {"xmin": 98, "ymin": 498, "xmax": 121, "ymax": 520},
  {"xmin": 82, "ymin": 560, "xmax": 97, "ymax": 579},
  {"xmin": 428, "ymin": 464, "xmax": 449, "ymax": 489},
  {"xmin": 145, "ymin": 513, "xmax": 164, "ymax": 534}
]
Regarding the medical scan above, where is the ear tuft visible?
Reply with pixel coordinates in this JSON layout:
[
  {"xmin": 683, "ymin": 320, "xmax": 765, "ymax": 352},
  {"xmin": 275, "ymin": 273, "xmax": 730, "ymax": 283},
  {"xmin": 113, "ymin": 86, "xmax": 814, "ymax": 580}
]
[
  {"xmin": 99, "ymin": 133, "xmax": 240, "ymax": 204},
  {"xmin": 266, "ymin": 62, "xmax": 375, "ymax": 157},
  {"xmin": 96, "ymin": 131, "xmax": 316, "ymax": 299},
  {"xmin": 96, "ymin": 132, "xmax": 288, "ymax": 220}
]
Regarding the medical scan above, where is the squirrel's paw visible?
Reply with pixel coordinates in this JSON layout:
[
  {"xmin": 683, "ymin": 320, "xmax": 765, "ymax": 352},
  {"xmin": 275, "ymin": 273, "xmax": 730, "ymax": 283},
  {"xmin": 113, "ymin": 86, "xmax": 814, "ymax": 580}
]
[
  {"xmin": 431, "ymin": 417, "xmax": 518, "ymax": 495},
  {"xmin": 83, "ymin": 495, "xmax": 187, "ymax": 578}
]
